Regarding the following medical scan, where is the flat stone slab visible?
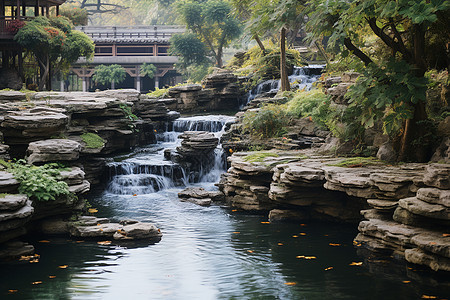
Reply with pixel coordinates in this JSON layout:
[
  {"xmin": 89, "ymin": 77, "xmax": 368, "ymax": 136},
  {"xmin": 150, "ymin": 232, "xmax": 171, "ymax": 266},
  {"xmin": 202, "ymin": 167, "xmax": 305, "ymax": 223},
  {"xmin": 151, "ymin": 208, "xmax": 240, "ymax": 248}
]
[
  {"xmin": 180, "ymin": 197, "xmax": 212, "ymax": 206},
  {"xmin": 405, "ymin": 248, "xmax": 450, "ymax": 272},
  {"xmin": 0, "ymin": 171, "xmax": 19, "ymax": 192},
  {"xmin": 27, "ymin": 139, "xmax": 81, "ymax": 164},
  {"xmin": 423, "ymin": 163, "xmax": 450, "ymax": 189},
  {"xmin": 0, "ymin": 194, "xmax": 28, "ymax": 211},
  {"xmin": 367, "ymin": 199, "xmax": 398, "ymax": 210},
  {"xmin": 398, "ymin": 197, "xmax": 449, "ymax": 220},
  {"xmin": 59, "ymin": 167, "xmax": 85, "ymax": 185},
  {"xmin": 411, "ymin": 232, "xmax": 450, "ymax": 258},
  {"xmin": 113, "ymin": 222, "xmax": 162, "ymax": 240},
  {"xmin": 2, "ymin": 111, "xmax": 68, "ymax": 129},
  {"xmin": 417, "ymin": 187, "xmax": 450, "ymax": 207},
  {"xmin": 0, "ymin": 200, "xmax": 34, "ymax": 222}
]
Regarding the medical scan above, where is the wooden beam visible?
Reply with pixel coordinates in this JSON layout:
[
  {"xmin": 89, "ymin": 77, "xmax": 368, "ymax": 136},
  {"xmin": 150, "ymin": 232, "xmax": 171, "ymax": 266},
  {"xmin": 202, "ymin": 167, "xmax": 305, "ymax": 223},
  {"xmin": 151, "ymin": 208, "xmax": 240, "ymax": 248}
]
[
  {"xmin": 16, "ymin": 0, "xmax": 20, "ymax": 19},
  {"xmin": 46, "ymin": 3, "xmax": 49, "ymax": 17},
  {"xmin": 1, "ymin": 1, "xmax": 5, "ymax": 18},
  {"xmin": 35, "ymin": 0, "xmax": 39, "ymax": 17},
  {"xmin": 22, "ymin": 0, "xmax": 26, "ymax": 17},
  {"xmin": 56, "ymin": 5, "xmax": 59, "ymax": 16}
]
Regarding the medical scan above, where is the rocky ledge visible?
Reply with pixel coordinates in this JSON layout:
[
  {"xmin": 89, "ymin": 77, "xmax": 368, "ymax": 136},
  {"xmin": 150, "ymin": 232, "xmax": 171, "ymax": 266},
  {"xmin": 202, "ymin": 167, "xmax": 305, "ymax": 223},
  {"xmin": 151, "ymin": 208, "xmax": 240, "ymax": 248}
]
[{"xmin": 218, "ymin": 150, "xmax": 449, "ymax": 272}]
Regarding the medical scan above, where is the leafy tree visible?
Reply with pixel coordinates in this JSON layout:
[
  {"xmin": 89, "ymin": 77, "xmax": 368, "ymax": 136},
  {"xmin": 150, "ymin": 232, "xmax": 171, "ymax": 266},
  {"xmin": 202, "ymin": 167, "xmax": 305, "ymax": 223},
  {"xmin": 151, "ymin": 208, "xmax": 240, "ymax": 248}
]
[
  {"xmin": 307, "ymin": 0, "xmax": 450, "ymax": 161},
  {"xmin": 175, "ymin": 0, "xmax": 241, "ymax": 67},
  {"xmin": 15, "ymin": 16, "xmax": 94, "ymax": 90},
  {"xmin": 92, "ymin": 64, "xmax": 126, "ymax": 89},
  {"xmin": 140, "ymin": 63, "xmax": 157, "ymax": 79},
  {"xmin": 60, "ymin": 4, "xmax": 89, "ymax": 26}
]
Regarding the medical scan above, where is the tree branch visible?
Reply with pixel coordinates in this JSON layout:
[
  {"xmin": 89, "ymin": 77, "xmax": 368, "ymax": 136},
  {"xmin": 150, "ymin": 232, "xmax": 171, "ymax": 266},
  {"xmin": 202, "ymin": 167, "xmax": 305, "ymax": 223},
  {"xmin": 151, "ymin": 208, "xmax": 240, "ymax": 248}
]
[{"xmin": 343, "ymin": 38, "xmax": 373, "ymax": 66}]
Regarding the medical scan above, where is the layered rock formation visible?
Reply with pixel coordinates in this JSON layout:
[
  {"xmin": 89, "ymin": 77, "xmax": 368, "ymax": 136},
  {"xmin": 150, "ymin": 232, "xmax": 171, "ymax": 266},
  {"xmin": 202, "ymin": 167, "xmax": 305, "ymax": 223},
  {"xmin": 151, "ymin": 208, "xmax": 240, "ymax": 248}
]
[
  {"xmin": 155, "ymin": 69, "xmax": 245, "ymax": 112},
  {"xmin": 218, "ymin": 150, "xmax": 449, "ymax": 271}
]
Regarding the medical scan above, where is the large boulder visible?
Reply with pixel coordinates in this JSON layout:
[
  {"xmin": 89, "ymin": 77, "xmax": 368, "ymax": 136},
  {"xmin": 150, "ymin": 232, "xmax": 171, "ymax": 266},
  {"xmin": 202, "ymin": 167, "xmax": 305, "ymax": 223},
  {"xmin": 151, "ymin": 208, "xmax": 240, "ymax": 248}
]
[
  {"xmin": 0, "ymin": 69, "xmax": 22, "ymax": 91},
  {"xmin": 27, "ymin": 139, "xmax": 82, "ymax": 164}
]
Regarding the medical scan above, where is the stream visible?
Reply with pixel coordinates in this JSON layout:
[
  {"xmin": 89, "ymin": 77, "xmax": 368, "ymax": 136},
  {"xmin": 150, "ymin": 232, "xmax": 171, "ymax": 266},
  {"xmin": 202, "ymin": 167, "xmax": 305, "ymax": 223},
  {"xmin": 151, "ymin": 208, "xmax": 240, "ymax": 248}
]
[{"xmin": 1, "ymin": 115, "xmax": 449, "ymax": 299}]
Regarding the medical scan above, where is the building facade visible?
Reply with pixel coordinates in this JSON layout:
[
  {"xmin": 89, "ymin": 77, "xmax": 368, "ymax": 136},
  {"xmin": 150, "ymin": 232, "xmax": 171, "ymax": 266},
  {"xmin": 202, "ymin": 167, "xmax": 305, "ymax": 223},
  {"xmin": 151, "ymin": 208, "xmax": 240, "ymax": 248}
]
[{"xmin": 68, "ymin": 25, "xmax": 185, "ymax": 92}]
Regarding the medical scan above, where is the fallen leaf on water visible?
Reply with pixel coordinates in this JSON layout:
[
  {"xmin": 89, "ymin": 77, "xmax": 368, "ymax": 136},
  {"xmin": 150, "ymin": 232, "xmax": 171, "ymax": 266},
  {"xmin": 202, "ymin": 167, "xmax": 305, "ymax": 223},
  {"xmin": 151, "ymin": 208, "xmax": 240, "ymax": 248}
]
[
  {"xmin": 305, "ymin": 256, "xmax": 316, "ymax": 260},
  {"xmin": 88, "ymin": 208, "xmax": 98, "ymax": 213},
  {"xmin": 32, "ymin": 281, "xmax": 42, "ymax": 285},
  {"xmin": 442, "ymin": 233, "xmax": 450, "ymax": 237},
  {"xmin": 231, "ymin": 209, "xmax": 237, "ymax": 212},
  {"xmin": 49, "ymin": 276, "xmax": 56, "ymax": 279},
  {"xmin": 299, "ymin": 233, "xmax": 307, "ymax": 236},
  {"xmin": 296, "ymin": 255, "xmax": 305, "ymax": 259},
  {"xmin": 133, "ymin": 194, "xmax": 137, "ymax": 196},
  {"xmin": 97, "ymin": 241, "xmax": 112, "ymax": 245},
  {"xmin": 429, "ymin": 242, "xmax": 437, "ymax": 245},
  {"xmin": 421, "ymin": 296, "xmax": 437, "ymax": 299},
  {"xmin": 402, "ymin": 281, "xmax": 411, "ymax": 284},
  {"xmin": 277, "ymin": 243, "xmax": 283, "ymax": 246},
  {"xmin": 29, "ymin": 259, "xmax": 39, "ymax": 263},
  {"xmin": 329, "ymin": 243, "xmax": 341, "ymax": 246},
  {"xmin": 8, "ymin": 290, "xmax": 18, "ymax": 293},
  {"xmin": 349, "ymin": 262, "xmax": 363, "ymax": 266},
  {"xmin": 292, "ymin": 235, "xmax": 299, "ymax": 238},
  {"xmin": 324, "ymin": 234, "xmax": 329, "ymax": 237},
  {"xmin": 261, "ymin": 222, "xmax": 270, "ymax": 224},
  {"xmin": 247, "ymin": 250, "xmax": 254, "ymax": 253},
  {"xmin": 284, "ymin": 282, "xmax": 297, "ymax": 286},
  {"xmin": 324, "ymin": 267, "xmax": 334, "ymax": 271},
  {"xmin": 58, "ymin": 265, "xmax": 68, "ymax": 269},
  {"xmin": 19, "ymin": 255, "xmax": 33, "ymax": 261},
  {"xmin": 233, "ymin": 232, "xmax": 240, "ymax": 234},
  {"xmin": 76, "ymin": 240, "xmax": 84, "ymax": 243},
  {"xmin": 300, "ymin": 224, "xmax": 307, "ymax": 227},
  {"xmin": 39, "ymin": 240, "xmax": 50, "ymax": 243}
]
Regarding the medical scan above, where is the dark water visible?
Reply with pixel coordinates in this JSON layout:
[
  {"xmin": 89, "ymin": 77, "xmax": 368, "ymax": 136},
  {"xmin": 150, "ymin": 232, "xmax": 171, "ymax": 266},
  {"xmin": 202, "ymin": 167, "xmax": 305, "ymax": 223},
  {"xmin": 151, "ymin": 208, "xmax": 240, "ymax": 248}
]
[{"xmin": 1, "ymin": 115, "xmax": 449, "ymax": 299}]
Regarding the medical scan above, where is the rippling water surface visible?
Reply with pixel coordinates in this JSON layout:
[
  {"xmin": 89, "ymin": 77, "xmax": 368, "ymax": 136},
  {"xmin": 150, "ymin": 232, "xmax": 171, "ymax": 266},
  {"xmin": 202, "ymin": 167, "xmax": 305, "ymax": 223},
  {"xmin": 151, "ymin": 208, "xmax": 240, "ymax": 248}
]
[{"xmin": 1, "ymin": 115, "xmax": 448, "ymax": 299}]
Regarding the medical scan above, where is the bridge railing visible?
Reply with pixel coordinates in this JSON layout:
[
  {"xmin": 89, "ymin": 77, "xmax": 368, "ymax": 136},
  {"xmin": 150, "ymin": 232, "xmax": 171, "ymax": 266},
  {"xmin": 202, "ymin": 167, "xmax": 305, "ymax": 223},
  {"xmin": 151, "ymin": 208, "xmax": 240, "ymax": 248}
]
[{"xmin": 77, "ymin": 25, "xmax": 185, "ymax": 40}]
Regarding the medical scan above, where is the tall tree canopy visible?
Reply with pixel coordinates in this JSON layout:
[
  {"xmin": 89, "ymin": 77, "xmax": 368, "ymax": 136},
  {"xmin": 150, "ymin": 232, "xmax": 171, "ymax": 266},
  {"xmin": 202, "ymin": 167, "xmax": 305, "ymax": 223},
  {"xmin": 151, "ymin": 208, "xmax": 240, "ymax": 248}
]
[
  {"xmin": 15, "ymin": 16, "xmax": 94, "ymax": 90},
  {"xmin": 307, "ymin": 0, "xmax": 450, "ymax": 161},
  {"xmin": 175, "ymin": 0, "xmax": 241, "ymax": 67}
]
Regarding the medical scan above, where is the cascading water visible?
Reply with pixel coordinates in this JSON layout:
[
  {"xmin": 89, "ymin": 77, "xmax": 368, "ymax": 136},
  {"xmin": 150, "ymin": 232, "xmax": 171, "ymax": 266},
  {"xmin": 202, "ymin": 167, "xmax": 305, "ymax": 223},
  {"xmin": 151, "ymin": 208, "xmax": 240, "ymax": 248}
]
[
  {"xmin": 106, "ymin": 115, "xmax": 235, "ymax": 196},
  {"xmin": 246, "ymin": 64, "xmax": 324, "ymax": 104}
]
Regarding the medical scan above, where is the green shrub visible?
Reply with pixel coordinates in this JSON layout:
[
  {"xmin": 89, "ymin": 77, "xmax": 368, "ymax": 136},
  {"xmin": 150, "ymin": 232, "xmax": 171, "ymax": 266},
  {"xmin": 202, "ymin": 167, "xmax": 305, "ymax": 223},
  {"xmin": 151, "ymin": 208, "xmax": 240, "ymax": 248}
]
[
  {"xmin": 242, "ymin": 104, "xmax": 291, "ymax": 138},
  {"xmin": 3, "ymin": 160, "xmax": 71, "ymax": 202},
  {"xmin": 243, "ymin": 152, "xmax": 279, "ymax": 163},
  {"xmin": 148, "ymin": 87, "xmax": 169, "ymax": 98},
  {"xmin": 81, "ymin": 133, "xmax": 105, "ymax": 149},
  {"xmin": 285, "ymin": 89, "xmax": 330, "ymax": 128}
]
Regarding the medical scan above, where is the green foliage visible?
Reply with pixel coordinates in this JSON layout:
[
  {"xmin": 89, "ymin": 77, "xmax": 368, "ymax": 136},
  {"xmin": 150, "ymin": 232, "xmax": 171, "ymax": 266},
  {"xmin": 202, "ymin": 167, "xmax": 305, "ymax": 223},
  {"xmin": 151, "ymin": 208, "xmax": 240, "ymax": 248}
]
[
  {"xmin": 170, "ymin": 33, "xmax": 209, "ymax": 65},
  {"xmin": 242, "ymin": 104, "xmax": 291, "ymax": 138},
  {"xmin": 285, "ymin": 89, "xmax": 330, "ymax": 128},
  {"xmin": 3, "ymin": 160, "xmax": 71, "ymax": 202},
  {"xmin": 346, "ymin": 60, "xmax": 428, "ymax": 136},
  {"xmin": 175, "ymin": 0, "xmax": 241, "ymax": 67},
  {"xmin": 328, "ymin": 157, "xmax": 381, "ymax": 168},
  {"xmin": 81, "ymin": 133, "xmax": 105, "ymax": 149},
  {"xmin": 140, "ymin": 63, "xmax": 157, "ymax": 78},
  {"xmin": 92, "ymin": 64, "xmax": 126, "ymax": 86},
  {"xmin": 242, "ymin": 152, "xmax": 279, "ymax": 162},
  {"xmin": 60, "ymin": 4, "xmax": 89, "ymax": 26},
  {"xmin": 148, "ymin": 87, "xmax": 169, "ymax": 98},
  {"xmin": 119, "ymin": 103, "xmax": 138, "ymax": 121},
  {"xmin": 228, "ymin": 43, "xmax": 303, "ymax": 81}
]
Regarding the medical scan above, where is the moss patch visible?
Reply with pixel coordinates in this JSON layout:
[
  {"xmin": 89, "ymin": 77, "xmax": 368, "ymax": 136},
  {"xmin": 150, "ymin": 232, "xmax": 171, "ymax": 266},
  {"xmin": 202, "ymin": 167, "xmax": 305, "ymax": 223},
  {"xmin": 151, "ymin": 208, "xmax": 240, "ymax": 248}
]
[
  {"xmin": 328, "ymin": 157, "xmax": 381, "ymax": 168},
  {"xmin": 81, "ymin": 133, "xmax": 105, "ymax": 149},
  {"xmin": 243, "ymin": 152, "xmax": 279, "ymax": 163}
]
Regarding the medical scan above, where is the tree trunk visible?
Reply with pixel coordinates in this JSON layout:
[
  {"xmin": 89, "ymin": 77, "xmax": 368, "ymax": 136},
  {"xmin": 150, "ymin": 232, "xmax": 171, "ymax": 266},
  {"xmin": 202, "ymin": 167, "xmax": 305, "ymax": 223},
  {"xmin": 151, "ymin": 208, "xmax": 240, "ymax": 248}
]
[
  {"xmin": 397, "ymin": 24, "xmax": 430, "ymax": 162},
  {"xmin": 216, "ymin": 46, "xmax": 223, "ymax": 68},
  {"xmin": 254, "ymin": 34, "xmax": 266, "ymax": 55},
  {"xmin": 280, "ymin": 27, "xmax": 290, "ymax": 92},
  {"xmin": 38, "ymin": 55, "xmax": 50, "ymax": 91},
  {"xmin": 111, "ymin": 79, "xmax": 115, "ymax": 89}
]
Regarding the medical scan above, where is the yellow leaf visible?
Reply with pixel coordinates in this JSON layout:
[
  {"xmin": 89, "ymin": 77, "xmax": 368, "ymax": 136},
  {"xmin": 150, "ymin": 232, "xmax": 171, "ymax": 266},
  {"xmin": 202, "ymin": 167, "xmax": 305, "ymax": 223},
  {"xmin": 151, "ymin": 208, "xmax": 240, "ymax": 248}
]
[
  {"xmin": 442, "ymin": 233, "xmax": 450, "ymax": 237},
  {"xmin": 305, "ymin": 256, "xmax": 316, "ymax": 260},
  {"xmin": 133, "ymin": 194, "xmax": 137, "ymax": 196},
  {"xmin": 292, "ymin": 235, "xmax": 298, "ymax": 238},
  {"xmin": 300, "ymin": 224, "xmax": 307, "ymax": 226},
  {"xmin": 29, "ymin": 259, "xmax": 39, "ymax": 263},
  {"xmin": 88, "ymin": 208, "xmax": 98, "ymax": 213},
  {"xmin": 231, "ymin": 209, "xmax": 237, "ymax": 212},
  {"xmin": 296, "ymin": 255, "xmax": 305, "ymax": 259},
  {"xmin": 299, "ymin": 233, "xmax": 306, "ymax": 236},
  {"xmin": 39, "ymin": 240, "xmax": 50, "ymax": 243},
  {"xmin": 278, "ymin": 243, "xmax": 283, "ymax": 246},
  {"xmin": 32, "ymin": 281, "xmax": 42, "ymax": 285},
  {"xmin": 421, "ymin": 296, "xmax": 437, "ymax": 299},
  {"xmin": 349, "ymin": 262, "xmax": 363, "ymax": 266},
  {"xmin": 233, "ymin": 232, "xmax": 240, "ymax": 234},
  {"xmin": 429, "ymin": 242, "xmax": 437, "ymax": 245},
  {"xmin": 58, "ymin": 265, "xmax": 68, "ymax": 269},
  {"xmin": 284, "ymin": 282, "xmax": 297, "ymax": 286},
  {"xmin": 324, "ymin": 267, "xmax": 334, "ymax": 271},
  {"xmin": 8, "ymin": 290, "xmax": 18, "ymax": 293},
  {"xmin": 247, "ymin": 250, "xmax": 254, "ymax": 253},
  {"xmin": 402, "ymin": 281, "xmax": 411, "ymax": 284},
  {"xmin": 329, "ymin": 243, "xmax": 341, "ymax": 246},
  {"xmin": 76, "ymin": 240, "xmax": 84, "ymax": 243},
  {"xmin": 49, "ymin": 276, "xmax": 56, "ymax": 279},
  {"xmin": 261, "ymin": 222, "xmax": 270, "ymax": 224},
  {"xmin": 97, "ymin": 241, "xmax": 112, "ymax": 245}
]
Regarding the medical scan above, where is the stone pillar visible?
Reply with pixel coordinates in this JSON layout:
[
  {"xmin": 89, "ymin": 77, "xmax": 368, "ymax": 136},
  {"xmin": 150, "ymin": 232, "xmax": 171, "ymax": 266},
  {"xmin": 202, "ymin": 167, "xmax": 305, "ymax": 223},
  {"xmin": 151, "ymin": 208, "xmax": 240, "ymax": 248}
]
[
  {"xmin": 60, "ymin": 79, "xmax": 64, "ymax": 92},
  {"xmin": 136, "ymin": 76, "xmax": 141, "ymax": 92},
  {"xmin": 82, "ymin": 77, "xmax": 87, "ymax": 92},
  {"xmin": 154, "ymin": 76, "xmax": 160, "ymax": 89}
]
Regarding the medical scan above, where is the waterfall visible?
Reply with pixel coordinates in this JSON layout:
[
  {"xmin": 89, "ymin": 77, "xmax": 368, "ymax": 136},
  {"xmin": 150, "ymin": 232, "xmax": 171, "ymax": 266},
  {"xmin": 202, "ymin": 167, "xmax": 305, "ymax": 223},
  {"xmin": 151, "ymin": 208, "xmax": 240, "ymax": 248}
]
[
  {"xmin": 106, "ymin": 115, "xmax": 235, "ymax": 196},
  {"xmin": 246, "ymin": 65, "xmax": 324, "ymax": 104}
]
